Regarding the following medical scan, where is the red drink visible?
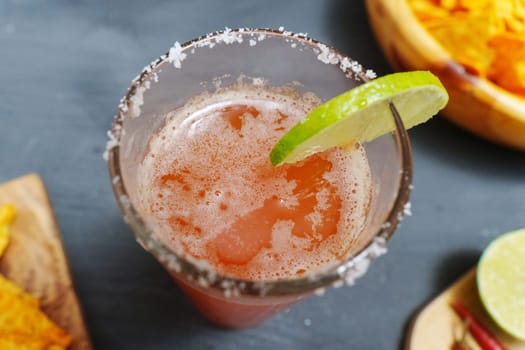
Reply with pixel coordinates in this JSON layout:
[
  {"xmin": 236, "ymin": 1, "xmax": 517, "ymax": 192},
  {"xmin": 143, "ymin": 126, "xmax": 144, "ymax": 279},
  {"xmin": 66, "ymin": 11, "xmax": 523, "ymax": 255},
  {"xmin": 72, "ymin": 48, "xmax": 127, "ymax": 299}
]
[
  {"xmin": 135, "ymin": 84, "xmax": 372, "ymax": 327},
  {"xmin": 108, "ymin": 29, "xmax": 412, "ymax": 330}
]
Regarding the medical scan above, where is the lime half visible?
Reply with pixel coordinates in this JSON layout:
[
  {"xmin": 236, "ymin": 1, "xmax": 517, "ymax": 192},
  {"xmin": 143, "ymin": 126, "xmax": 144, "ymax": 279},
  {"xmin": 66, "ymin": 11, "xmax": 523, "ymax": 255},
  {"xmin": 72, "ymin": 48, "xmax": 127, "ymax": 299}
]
[
  {"xmin": 269, "ymin": 71, "xmax": 448, "ymax": 166},
  {"xmin": 477, "ymin": 228, "xmax": 525, "ymax": 340}
]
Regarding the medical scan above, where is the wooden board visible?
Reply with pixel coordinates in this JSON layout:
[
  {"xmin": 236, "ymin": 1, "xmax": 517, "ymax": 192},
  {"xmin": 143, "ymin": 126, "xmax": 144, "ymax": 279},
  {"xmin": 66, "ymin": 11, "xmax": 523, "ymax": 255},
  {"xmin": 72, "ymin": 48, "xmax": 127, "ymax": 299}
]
[
  {"xmin": 406, "ymin": 268, "xmax": 525, "ymax": 350},
  {"xmin": 0, "ymin": 174, "xmax": 92, "ymax": 350}
]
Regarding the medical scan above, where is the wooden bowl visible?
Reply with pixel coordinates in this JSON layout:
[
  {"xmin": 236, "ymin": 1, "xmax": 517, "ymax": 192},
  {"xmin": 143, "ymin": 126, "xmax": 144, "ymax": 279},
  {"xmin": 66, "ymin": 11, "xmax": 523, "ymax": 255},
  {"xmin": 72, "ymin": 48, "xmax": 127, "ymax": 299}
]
[{"xmin": 366, "ymin": 0, "xmax": 525, "ymax": 150}]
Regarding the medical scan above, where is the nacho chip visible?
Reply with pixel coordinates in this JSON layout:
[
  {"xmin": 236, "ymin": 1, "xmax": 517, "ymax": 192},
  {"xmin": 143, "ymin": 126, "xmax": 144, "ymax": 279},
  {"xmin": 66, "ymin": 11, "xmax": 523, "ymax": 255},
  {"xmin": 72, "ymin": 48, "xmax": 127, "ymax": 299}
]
[
  {"xmin": 0, "ymin": 275, "xmax": 72, "ymax": 349},
  {"xmin": 489, "ymin": 33, "xmax": 525, "ymax": 95},
  {"xmin": 408, "ymin": 0, "xmax": 525, "ymax": 97},
  {"xmin": 0, "ymin": 204, "xmax": 72, "ymax": 349},
  {"xmin": 0, "ymin": 271, "xmax": 40, "ymax": 308},
  {"xmin": 0, "ymin": 332, "xmax": 67, "ymax": 350},
  {"xmin": 0, "ymin": 204, "xmax": 16, "ymax": 257}
]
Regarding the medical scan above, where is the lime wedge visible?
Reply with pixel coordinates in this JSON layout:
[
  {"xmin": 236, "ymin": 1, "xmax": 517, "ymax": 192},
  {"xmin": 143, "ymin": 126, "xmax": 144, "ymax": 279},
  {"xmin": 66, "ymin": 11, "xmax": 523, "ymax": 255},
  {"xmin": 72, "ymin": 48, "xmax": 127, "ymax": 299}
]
[
  {"xmin": 477, "ymin": 228, "xmax": 525, "ymax": 340},
  {"xmin": 269, "ymin": 71, "xmax": 448, "ymax": 166}
]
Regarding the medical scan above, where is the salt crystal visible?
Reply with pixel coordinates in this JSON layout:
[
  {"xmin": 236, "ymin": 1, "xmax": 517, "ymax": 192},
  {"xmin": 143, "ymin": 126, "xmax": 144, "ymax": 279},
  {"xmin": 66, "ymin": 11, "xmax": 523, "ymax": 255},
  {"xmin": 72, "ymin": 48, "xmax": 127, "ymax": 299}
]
[
  {"xmin": 340, "ymin": 57, "xmax": 352, "ymax": 71},
  {"xmin": 304, "ymin": 318, "xmax": 312, "ymax": 327},
  {"xmin": 350, "ymin": 61, "xmax": 362, "ymax": 73},
  {"xmin": 103, "ymin": 130, "xmax": 119, "ymax": 161},
  {"xmin": 369, "ymin": 237, "xmax": 387, "ymax": 258},
  {"xmin": 112, "ymin": 175, "xmax": 120, "ymax": 185},
  {"xmin": 403, "ymin": 202, "xmax": 412, "ymax": 216},
  {"xmin": 316, "ymin": 43, "xmax": 339, "ymax": 65},
  {"xmin": 251, "ymin": 77, "xmax": 265, "ymax": 86},
  {"xmin": 365, "ymin": 69, "xmax": 377, "ymax": 79},
  {"xmin": 278, "ymin": 26, "xmax": 284, "ymax": 31},
  {"xmin": 198, "ymin": 276, "xmax": 209, "ymax": 288},
  {"xmin": 314, "ymin": 287, "xmax": 326, "ymax": 296},
  {"xmin": 168, "ymin": 41, "xmax": 187, "ymax": 69},
  {"xmin": 215, "ymin": 27, "xmax": 243, "ymax": 44},
  {"xmin": 167, "ymin": 257, "xmax": 181, "ymax": 273},
  {"xmin": 249, "ymin": 39, "xmax": 257, "ymax": 47},
  {"xmin": 119, "ymin": 195, "xmax": 131, "ymax": 209},
  {"xmin": 332, "ymin": 280, "xmax": 344, "ymax": 288}
]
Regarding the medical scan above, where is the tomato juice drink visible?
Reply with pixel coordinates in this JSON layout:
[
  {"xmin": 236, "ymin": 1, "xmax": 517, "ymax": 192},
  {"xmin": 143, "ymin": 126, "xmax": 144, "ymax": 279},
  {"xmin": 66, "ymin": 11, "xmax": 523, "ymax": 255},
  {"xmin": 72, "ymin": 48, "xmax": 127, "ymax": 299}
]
[
  {"xmin": 108, "ymin": 29, "xmax": 412, "ymax": 328},
  {"xmin": 136, "ymin": 84, "xmax": 371, "ymax": 327}
]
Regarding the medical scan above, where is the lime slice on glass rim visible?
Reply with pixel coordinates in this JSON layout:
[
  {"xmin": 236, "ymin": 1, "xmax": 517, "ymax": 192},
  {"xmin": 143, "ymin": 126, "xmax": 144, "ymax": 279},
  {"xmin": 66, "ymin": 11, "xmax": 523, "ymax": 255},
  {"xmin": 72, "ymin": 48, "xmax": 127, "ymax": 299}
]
[
  {"xmin": 477, "ymin": 228, "xmax": 525, "ymax": 340},
  {"xmin": 269, "ymin": 71, "xmax": 449, "ymax": 166}
]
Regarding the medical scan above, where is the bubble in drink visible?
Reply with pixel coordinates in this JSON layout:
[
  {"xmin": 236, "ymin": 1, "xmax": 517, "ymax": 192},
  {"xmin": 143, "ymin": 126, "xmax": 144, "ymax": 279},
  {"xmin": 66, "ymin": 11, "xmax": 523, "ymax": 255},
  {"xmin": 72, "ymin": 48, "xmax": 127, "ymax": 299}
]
[{"xmin": 136, "ymin": 83, "xmax": 372, "ymax": 281}]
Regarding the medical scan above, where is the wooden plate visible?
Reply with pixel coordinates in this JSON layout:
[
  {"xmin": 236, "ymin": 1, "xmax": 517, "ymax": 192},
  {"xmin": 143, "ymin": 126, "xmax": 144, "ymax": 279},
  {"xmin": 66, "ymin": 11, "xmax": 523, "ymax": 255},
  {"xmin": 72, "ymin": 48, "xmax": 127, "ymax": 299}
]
[
  {"xmin": 0, "ymin": 174, "xmax": 92, "ymax": 350},
  {"xmin": 406, "ymin": 268, "xmax": 525, "ymax": 350}
]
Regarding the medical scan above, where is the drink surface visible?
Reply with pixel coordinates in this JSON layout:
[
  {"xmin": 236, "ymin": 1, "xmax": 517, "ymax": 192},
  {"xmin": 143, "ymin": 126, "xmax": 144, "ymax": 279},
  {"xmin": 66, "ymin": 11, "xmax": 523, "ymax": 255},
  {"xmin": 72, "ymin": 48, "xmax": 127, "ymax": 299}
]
[{"xmin": 137, "ymin": 83, "xmax": 372, "ymax": 281}]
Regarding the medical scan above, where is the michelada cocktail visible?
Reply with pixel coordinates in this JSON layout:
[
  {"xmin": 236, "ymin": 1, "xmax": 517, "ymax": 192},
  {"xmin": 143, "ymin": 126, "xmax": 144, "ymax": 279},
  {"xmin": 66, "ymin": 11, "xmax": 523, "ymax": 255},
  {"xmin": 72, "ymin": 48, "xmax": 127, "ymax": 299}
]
[{"xmin": 108, "ymin": 28, "xmax": 419, "ymax": 328}]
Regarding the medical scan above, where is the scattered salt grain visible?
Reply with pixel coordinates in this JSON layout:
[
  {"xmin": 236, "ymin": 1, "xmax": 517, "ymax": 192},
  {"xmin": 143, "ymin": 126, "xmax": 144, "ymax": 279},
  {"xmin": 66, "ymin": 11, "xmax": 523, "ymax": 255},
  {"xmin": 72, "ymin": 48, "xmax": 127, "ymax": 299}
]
[
  {"xmin": 249, "ymin": 39, "xmax": 257, "ymax": 47},
  {"xmin": 403, "ymin": 202, "xmax": 412, "ymax": 216},
  {"xmin": 314, "ymin": 287, "xmax": 326, "ymax": 296},
  {"xmin": 304, "ymin": 318, "xmax": 312, "ymax": 327}
]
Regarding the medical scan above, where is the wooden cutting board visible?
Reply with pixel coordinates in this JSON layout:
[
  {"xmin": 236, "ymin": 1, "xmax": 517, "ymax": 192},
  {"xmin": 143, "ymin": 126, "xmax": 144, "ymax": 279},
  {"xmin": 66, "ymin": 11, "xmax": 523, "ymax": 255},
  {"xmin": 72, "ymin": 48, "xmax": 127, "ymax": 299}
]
[
  {"xmin": 0, "ymin": 174, "xmax": 92, "ymax": 350},
  {"xmin": 406, "ymin": 268, "xmax": 525, "ymax": 350}
]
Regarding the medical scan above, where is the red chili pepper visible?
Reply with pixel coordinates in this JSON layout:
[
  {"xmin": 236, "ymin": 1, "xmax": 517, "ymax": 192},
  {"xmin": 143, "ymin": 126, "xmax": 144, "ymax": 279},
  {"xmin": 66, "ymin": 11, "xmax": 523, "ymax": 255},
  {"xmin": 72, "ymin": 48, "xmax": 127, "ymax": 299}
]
[{"xmin": 451, "ymin": 302, "xmax": 507, "ymax": 350}]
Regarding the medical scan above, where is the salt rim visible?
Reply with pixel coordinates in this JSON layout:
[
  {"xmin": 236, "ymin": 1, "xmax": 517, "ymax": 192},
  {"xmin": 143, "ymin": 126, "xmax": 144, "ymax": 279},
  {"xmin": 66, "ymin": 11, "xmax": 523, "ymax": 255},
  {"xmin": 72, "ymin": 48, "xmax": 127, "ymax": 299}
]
[
  {"xmin": 106, "ymin": 27, "xmax": 409, "ymax": 298},
  {"xmin": 104, "ymin": 27, "xmax": 377, "ymax": 162}
]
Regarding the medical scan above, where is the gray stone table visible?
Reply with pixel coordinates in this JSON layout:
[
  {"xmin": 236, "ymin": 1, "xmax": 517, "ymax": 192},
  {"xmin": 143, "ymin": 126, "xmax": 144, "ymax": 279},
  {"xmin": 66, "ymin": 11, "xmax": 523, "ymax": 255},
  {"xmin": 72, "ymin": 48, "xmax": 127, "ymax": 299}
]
[{"xmin": 1, "ymin": 1, "xmax": 524, "ymax": 349}]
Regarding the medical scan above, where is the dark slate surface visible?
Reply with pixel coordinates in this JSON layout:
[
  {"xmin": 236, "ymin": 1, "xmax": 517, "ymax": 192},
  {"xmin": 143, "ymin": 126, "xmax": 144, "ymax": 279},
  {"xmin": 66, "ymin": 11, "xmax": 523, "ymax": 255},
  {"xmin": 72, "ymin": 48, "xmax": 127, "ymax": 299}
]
[{"xmin": 1, "ymin": 1, "xmax": 525, "ymax": 349}]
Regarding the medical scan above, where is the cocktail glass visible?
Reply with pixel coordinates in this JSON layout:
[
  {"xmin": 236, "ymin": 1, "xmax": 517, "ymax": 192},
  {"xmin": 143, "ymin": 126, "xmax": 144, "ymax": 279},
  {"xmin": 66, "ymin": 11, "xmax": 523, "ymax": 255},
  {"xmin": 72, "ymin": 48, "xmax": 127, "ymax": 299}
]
[{"xmin": 107, "ymin": 28, "xmax": 412, "ymax": 329}]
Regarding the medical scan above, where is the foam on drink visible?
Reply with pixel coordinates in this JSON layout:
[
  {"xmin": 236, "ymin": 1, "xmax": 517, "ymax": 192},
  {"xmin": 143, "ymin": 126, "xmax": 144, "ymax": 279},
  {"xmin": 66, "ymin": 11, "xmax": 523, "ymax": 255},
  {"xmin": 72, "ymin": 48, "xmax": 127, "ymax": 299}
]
[{"xmin": 136, "ymin": 83, "xmax": 372, "ymax": 281}]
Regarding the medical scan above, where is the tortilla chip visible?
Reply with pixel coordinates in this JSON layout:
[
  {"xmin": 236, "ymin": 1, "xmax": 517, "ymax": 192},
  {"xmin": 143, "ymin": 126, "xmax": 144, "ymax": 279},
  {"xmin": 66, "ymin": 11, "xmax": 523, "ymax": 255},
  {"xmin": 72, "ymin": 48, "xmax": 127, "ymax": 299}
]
[
  {"xmin": 0, "ymin": 204, "xmax": 16, "ymax": 257},
  {"xmin": 0, "ymin": 332, "xmax": 67, "ymax": 350},
  {"xmin": 0, "ymin": 275, "xmax": 72, "ymax": 348},
  {"xmin": 408, "ymin": 0, "xmax": 525, "ymax": 97},
  {"xmin": 488, "ymin": 34, "xmax": 525, "ymax": 94},
  {"xmin": 0, "ymin": 205, "xmax": 72, "ymax": 349},
  {"xmin": 424, "ymin": 13, "xmax": 494, "ymax": 75}
]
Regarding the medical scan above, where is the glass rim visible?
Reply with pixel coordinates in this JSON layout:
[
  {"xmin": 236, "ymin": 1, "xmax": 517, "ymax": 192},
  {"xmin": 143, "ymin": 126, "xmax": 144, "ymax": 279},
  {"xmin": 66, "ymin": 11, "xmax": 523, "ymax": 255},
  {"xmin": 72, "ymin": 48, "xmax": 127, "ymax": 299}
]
[{"xmin": 107, "ymin": 28, "xmax": 413, "ymax": 297}]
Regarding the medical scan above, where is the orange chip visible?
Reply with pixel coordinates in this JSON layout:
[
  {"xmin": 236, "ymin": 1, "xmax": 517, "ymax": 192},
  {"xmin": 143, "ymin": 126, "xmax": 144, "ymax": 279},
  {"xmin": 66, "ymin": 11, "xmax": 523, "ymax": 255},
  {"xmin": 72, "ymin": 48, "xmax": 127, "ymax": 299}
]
[
  {"xmin": 423, "ymin": 14, "xmax": 494, "ymax": 75},
  {"xmin": 488, "ymin": 34, "xmax": 525, "ymax": 94},
  {"xmin": 0, "ymin": 275, "xmax": 72, "ymax": 349},
  {"xmin": 0, "ymin": 204, "xmax": 16, "ymax": 257},
  {"xmin": 410, "ymin": 0, "xmax": 449, "ymax": 20},
  {"xmin": 0, "ymin": 332, "xmax": 67, "ymax": 350},
  {"xmin": 408, "ymin": 0, "xmax": 525, "ymax": 97},
  {"xmin": 0, "ymin": 272, "xmax": 40, "ymax": 308}
]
